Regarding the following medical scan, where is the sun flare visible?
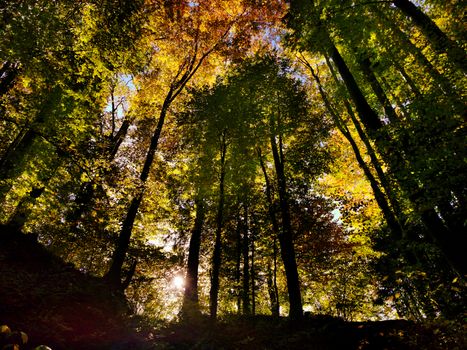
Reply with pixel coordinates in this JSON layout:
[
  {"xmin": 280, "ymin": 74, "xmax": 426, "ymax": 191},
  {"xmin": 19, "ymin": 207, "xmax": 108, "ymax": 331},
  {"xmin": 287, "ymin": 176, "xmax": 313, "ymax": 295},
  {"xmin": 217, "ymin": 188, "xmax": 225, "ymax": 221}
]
[{"xmin": 172, "ymin": 275, "xmax": 185, "ymax": 290}]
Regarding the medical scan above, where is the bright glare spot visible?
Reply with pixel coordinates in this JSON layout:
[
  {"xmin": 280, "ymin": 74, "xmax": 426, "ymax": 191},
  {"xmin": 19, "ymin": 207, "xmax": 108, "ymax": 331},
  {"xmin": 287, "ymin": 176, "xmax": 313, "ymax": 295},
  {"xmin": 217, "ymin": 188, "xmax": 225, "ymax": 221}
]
[{"xmin": 172, "ymin": 275, "xmax": 185, "ymax": 290}]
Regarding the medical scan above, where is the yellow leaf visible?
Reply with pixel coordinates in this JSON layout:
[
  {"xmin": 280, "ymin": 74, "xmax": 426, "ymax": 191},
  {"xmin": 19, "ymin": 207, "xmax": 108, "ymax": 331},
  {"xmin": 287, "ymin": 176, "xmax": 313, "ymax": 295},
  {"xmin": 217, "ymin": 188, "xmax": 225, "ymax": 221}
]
[
  {"xmin": 0, "ymin": 325, "xmax": 11, "ymax": 334},
  {"xmin": 20, "ymin": 331, "xmax": 28, "ymax": 344}
]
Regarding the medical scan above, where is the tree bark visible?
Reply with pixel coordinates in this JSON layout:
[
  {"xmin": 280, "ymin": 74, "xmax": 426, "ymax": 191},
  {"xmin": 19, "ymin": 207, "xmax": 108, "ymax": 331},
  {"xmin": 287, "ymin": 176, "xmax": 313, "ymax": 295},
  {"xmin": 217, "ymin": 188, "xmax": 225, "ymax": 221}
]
[
  {"xmin": 258, "ymin": 147, "xmax": 280, "ymax": 316},
  {"xmin": 105, "ymin": 88, "xmax": 173, "ymax": 288},
  {"xmin": 235, "ymin": 215, "xmax": 242, "ymax": 314},
  {"xmin": 358, "ymin": 56, "xmax": 399, "ymax": 124},
  {"xmin": 181, "ymin": 195, "xmax": 205, "ymax": 320},
  {"xmin": 209, "ymin": 129, "xmax": 227, "ymax": 320},
  {"xmin": 242, "ymin": 202, "xmax": 250, "ymax": 316},
  {"xmin": 324, "ymin": 36, "xmax": 466, "ymax": 275},
  {"xmin": 269, "ymin": 125, "xmax": 302, "ymax": 320},
  {"xmin": 308, "ymin": 62, "xmax": 403, "ymax": 238},
  {"xmin": 392, "ymin": 0, "xmax": 466, "ymax": 72}
]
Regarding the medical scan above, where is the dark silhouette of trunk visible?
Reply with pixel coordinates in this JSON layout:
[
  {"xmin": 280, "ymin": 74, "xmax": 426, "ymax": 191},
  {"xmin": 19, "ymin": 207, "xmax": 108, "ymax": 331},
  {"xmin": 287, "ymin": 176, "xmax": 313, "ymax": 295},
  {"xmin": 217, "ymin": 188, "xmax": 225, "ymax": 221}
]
[
  {"xmin": 67, "ymin": 115, "xmax": 132, "ymax": 223},
  {"xmin": 324, "ymin": 36, "xmax": 466, "ymax": 275},
  {"xmin": 258, "ymin": 147, "xmax": 280, "ymax": 317},
  {"xmin": 121, "ymin": 259, "xmax": 137, "ymax": 290},
  {"xmin": 376, "ymin": 6, "xmax": 464, "ymax": 110},
  {"xmin": 250, "ymin": 218, "xmax": 256, "ymax": 316},
  {"xmin": 105, "ymin": 35, "xmax": 222, "ymax": 288},
  {"xmin": 105, "ymin": 88, "xmax": 173, "ymax": 288},
  {"xmin": 181, "ymin": 195, "xmax": 205, "ymax": 320},
  {"xmin": 392, "ymin": 0, "xmax": 466, "ymax": 72},
  {"xmin": 323, "ymin": 56, "xmax": 404, "ymax": 223},
  {"xmin": 235, "ymin": 215, "xmax": 242, "ymax": 314},
  {"xmin": 0, "ymin": 94, "xmax": 54, "ymax": 199},
  {"xmin": 0, "ymin": 128, "xmax": 36, "ymax": 182},
  {"xmin": 307, "ymin": 62, "xmax": 403, "ymax": 238},
  {"xmin": 109, "ymin": 117, "xmax": 131, "ymax": 159},
  {"xmin": 209, "ymin": 129, "xmax": 227, "ymax": 320},
  {"xmin": 269, "ymin": 122, "xmax": 302, "ymax": 320},
  {"xmin": 358, "ymin": 56, "xmax": 400, "ymax": 124},
  {"xmin": 242, "ymin": 202, "xmax": 250, "ymax": 316},
  {"xmin": 325, "ymin": 37, "xmax": 383, "ymax": 133}
]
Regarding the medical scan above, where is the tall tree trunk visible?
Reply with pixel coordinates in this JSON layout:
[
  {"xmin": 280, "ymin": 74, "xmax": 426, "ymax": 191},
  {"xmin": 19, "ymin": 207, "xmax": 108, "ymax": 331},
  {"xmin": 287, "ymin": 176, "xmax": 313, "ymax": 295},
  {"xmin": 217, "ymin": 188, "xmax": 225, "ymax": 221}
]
[
  {"xmin": 269, "ymin": 126, "xmax": 302, "ymax": 320},
  {"xmin": 358, "ymin": 56, "xmax": 400, "ymax": 124},
  {"xmin": 235, "ymin": 215, "xmax": 242, "ymax": 314},
  {"xmin": 324, "ymin": 35, "xmax": 466, "ymax": 275},
  {"xmin": 258, "ymin": 147, "xmax": 280, "ymax": 317},
  {"xmin": 307, "ymin": 62, "xmax": 403, "ymax": 238},
  {"xmin": 209, "ymin": 129, "xmax": 227, "ymax": 320},
  {"xmin": 105, "ymin": 88, "xmax": 173, "ymax": 288},
  {"xmin": 242, "ymin": 202, "xmax": 250, "ymax": 316},
  {"xmin": 324, "ymin": 56, "xmax": 405, "ymax": 224},
  {"xmin": 376, "ymin": 6, "xmax": 464, "ymax": 110},
  {"xmin": 325, "ymin": 37, "xmax": 383, "ymax": 133},
  {"xmin": 181, "ymin": 195, "xmax": 205, "ymax": 320},
  {"xmin": 392, "ymin": 0, "xmax": 466, "ymax": 72},
  {"xmin": 250, "ymin": 217, "xmax": 256, "ymax": 317}
]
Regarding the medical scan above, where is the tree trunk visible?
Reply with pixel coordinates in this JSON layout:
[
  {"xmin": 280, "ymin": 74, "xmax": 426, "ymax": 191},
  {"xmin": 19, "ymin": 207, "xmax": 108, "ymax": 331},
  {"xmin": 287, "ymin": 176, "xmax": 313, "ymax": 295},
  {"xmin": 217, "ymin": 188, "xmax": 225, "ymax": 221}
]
[
  {"xmin": 325, "ymin": 36, "xmax": 466, "ymax": 275},
  {"xmin": 324, "ymin": 56, "xmax": 405, "ymax": 225},
  {"xmin": 358, "ymin": 56, "xmax": 399, "ymax": 124},
  {"xmin": 209, "ymin": 129, "xmax": 227, "ymax": 320},
  {"xmin": 392, "ymin": 0, "xmax": 466, "ymax": 72},
  {"xmin": 325, "ymin": 38, "xmax": 383, "ymax": 133},
  {"xmin": 242, "ymin": 202, "xmax": 250, "ymax": 316},
  {"xmin": 235, "ymin": 215, "xmax": 242, "ymax": 314},
  {"xmin": 258, "ymin": 147, "xmax": 280, "ymax": 317},
  {"xmin": 105, "ymin": 89, "xmax": 173, "ymax": 288},
  {"xmin": 308, "ymin": 63, "xmax": 403, "ymax": 238},
  {"xmin": 250, "ymin": 217, "xmax": 256, "ymax": 316},
  {"xmin": 67, "ymin": 115, "xmax": 132, "ymax": 224},
  {"xmin": 181, "ymin": 195, "xmax": 205, "ymax": 320},
  {"xmin": 269, "ymin": 127, "xmax": 302, "ymax": 320},
  {"xmin": 376, "ymin": 6, "xmax": 464, "ymax": 109}
]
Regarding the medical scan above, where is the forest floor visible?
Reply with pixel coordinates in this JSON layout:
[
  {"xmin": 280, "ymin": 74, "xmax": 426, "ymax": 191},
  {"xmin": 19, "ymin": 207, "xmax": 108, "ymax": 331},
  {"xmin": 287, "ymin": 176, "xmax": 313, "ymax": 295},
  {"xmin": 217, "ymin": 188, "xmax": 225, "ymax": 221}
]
[{"xmin": 0, "ymin": 228, "xmax": 465, "ymax": 350}]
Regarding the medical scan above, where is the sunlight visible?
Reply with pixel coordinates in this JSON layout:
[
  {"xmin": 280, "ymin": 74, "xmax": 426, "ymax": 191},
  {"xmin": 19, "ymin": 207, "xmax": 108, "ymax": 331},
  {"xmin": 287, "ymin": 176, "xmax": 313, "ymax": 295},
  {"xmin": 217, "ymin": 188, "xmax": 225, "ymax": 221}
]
[{"xmin": 172, "ymin": 275, "xmax": 185, "ymax": 290}]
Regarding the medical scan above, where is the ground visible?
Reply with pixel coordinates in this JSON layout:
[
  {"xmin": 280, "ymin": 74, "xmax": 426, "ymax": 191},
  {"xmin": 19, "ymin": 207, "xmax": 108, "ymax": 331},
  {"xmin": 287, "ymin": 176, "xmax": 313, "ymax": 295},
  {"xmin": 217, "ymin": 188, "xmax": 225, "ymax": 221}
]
[{"xmin": 0, "ymin": 228, "xmax": 465, "ymax": 350}]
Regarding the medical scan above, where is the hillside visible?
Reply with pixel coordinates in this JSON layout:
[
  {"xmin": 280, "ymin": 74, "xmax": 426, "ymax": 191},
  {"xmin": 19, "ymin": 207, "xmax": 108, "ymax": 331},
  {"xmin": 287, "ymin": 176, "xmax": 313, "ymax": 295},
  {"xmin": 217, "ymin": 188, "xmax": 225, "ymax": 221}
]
[{"xmin": 1, "ymin": 227, "xmax": 464, "ymax": 350}]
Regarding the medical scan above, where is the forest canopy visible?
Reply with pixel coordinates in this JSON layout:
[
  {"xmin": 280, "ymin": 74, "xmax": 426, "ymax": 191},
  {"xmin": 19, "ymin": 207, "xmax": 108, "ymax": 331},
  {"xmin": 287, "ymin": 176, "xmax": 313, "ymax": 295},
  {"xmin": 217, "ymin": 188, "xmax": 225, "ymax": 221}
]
[{"xmin": 0, "ymin": 0, "xmax": 465, "ymax": 332}]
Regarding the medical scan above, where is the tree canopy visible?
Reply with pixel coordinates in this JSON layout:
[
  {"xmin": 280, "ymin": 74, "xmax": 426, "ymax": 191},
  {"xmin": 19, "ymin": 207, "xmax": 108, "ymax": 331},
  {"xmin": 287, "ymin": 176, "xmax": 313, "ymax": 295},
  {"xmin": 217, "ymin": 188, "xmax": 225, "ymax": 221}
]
[{"xmin": 0, "ymin": 0, "xmax": 465, "ymax": 347}]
